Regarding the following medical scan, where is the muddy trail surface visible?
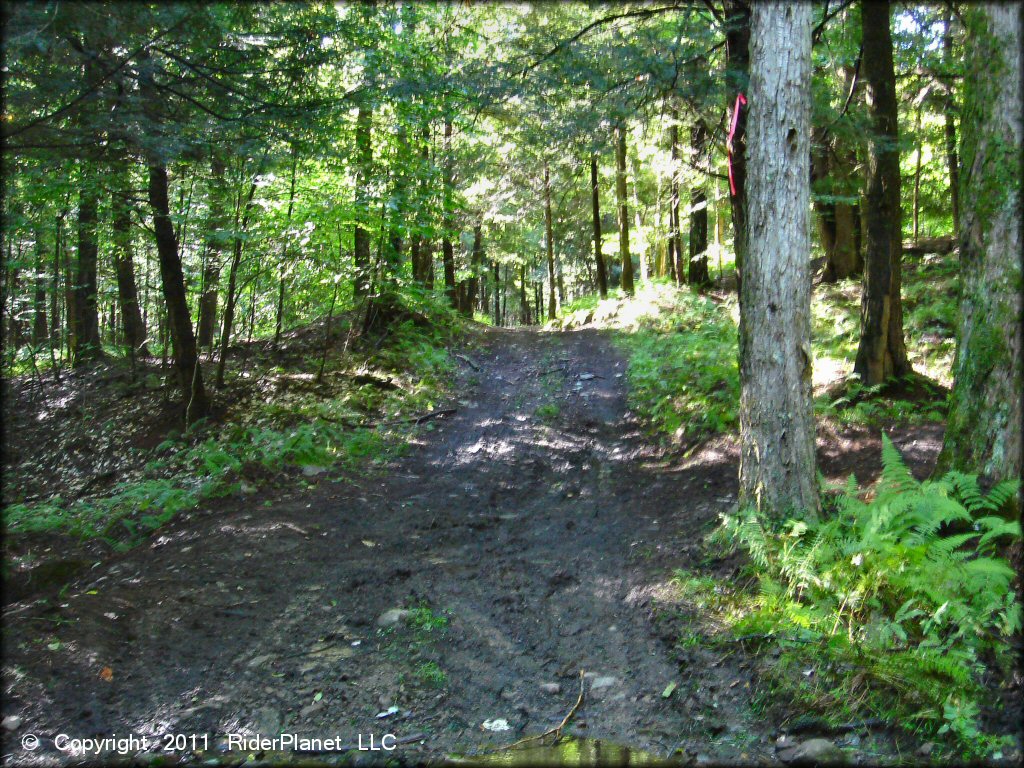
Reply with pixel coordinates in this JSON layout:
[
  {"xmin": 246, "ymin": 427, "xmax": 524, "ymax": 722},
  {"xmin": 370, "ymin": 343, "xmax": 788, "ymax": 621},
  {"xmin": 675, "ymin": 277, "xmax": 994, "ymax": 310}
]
[{"xmin": 1, "ymin": 328, "xmax": 936, "ymax": 767}]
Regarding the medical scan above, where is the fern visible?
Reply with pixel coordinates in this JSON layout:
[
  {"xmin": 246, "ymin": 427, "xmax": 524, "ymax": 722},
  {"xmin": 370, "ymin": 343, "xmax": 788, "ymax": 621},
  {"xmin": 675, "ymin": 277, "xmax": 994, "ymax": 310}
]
[{"xmin": 721, "ymin": 433, "xmax": 1020, "ymax": 752}]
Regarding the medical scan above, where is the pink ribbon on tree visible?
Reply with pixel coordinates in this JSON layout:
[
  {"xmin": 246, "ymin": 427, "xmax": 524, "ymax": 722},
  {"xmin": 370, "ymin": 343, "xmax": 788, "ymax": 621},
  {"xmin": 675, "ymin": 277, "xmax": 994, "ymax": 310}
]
[{"xmin": 727, "ymin": 92, "xmax": 747, "ymax": 196}]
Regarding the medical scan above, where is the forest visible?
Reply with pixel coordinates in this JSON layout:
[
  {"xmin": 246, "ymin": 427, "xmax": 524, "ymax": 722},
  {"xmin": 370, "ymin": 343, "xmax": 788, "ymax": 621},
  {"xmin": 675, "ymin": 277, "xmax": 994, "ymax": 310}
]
[{"xmin": 1, "ymin": 1, "xmax": 1021, "ymax": 766}]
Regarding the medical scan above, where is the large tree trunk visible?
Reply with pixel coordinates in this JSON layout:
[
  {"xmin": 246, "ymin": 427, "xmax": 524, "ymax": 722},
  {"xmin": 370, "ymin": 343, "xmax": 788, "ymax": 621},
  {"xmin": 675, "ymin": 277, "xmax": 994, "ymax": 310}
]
[
  {"xmin": 939, "ymin": 2, "xmax": 1022, "ymax": 492},
  {"xmin": 854, "ymin": 0, "xmax": 911, "ymax": 385},
  {"xmin": 615, "ymin": 125, "xmax": 634, "ymax": 295},
  {"xmin": 725, "ymin": 0, "xmax": 751, "ymax": 295},
  {"xmin": 688, "ymin": 121, "xmax": 710, "ymax": 286},
  {"xmin": 590, "ymin": 153, "xmax": 608, "ymax": 298},
  {"xmin": 442, "ymin": 118, "xmax": 457, "ymax": 309},
  {"xmin": 740, "ymin": 2, "xmax": 817, "ymax": 520},
  {"xmin": 149, "ymin": 162, "xmax": 208, "ymax": 422},
  {"xmin": 72, "ymin": 166, "xmax": 101, "ymax": 366},
  {"xmin": 353, "ymin": 101, "xmax": 373, "ymax": 298},
  {"xmin": 544, "ymin": 161, "xmax": 557, "ymax": 320},
  {"xmin": 112, "ymin": 163, "xmax": 149, "ymax": 356},
  {"xmin": 197, "ymin": 154, "xmax": 227, "ymax": 350}
]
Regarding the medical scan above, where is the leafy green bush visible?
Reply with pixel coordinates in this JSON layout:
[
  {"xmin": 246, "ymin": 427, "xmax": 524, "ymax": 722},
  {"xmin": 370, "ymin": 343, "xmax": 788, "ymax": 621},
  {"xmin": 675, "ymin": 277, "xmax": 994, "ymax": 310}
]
[
  {"xmin": 622, "ymin": 292, "xmax": 739, "ymax": 443},
  {"xmin": 720, "ymin": 435, "xmax": 1020, "ymax": 756}
]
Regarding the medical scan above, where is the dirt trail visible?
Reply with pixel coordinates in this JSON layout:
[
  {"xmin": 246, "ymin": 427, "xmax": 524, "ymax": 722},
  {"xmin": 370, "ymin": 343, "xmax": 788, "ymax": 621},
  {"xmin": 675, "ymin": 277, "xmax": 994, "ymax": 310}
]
[{"xmin": 2, "ymin": 328, "xmax": 791, "ymax": 765}]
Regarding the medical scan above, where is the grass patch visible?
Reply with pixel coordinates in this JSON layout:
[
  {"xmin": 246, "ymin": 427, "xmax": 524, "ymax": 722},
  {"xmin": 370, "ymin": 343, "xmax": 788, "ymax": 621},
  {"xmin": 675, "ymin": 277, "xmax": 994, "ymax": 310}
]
[{"xmin": 2, "ymin": 298, "xmax": 460, "ymax": 547}]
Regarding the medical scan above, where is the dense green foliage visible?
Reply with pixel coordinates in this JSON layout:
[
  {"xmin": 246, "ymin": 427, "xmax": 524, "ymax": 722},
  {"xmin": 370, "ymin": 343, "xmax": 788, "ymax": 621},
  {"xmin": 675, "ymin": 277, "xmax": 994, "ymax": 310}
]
[{"xmin": 715, "ymin": 437, "xmax": 1020, "ymax": 755}]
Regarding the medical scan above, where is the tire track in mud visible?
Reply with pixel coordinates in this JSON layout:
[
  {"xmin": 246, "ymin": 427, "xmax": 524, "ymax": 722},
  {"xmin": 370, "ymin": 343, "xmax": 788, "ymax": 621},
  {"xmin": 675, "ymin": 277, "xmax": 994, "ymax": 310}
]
[{"xmin": 3, "ymin": 327, "xmax": 768, "ymax": 766}]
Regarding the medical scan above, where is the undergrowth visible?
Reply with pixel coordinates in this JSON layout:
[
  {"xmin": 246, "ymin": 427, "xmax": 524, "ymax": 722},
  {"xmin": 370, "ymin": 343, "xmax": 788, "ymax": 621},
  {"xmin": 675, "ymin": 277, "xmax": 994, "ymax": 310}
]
[
  {"xmin": 711, "ymin": 436, "xmax": 1021, "ymax": 759},
  {"xmin": 3, "ymin": 303, "xmax": 459, "ymax": 547}
]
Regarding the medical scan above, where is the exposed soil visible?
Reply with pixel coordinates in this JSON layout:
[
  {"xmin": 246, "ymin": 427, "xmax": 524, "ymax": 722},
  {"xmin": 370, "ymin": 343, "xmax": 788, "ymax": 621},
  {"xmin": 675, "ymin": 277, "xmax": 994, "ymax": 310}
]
[{"xmin": 2, "ymin": 327, "xmax": 950, "ymax": 767}]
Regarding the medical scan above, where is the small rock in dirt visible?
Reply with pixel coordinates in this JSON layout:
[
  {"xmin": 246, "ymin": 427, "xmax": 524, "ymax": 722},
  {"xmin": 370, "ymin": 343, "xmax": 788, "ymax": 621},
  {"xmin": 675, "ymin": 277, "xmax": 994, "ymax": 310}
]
[
  {"xmin": 915, "ymin": 742, "xmax": 935, "ymax": 758},
  {"xmin": 539, "ymin": 683, "xmax": 561, "ymax": 695},
  {"xmin": 2, "ymin": 716, "xmax": 22, "ymax": 731},
  {"xmin": 589, "ymin": 676, "xmax": 617, "ymax": 689},
  {"xmin": 301, "ymin": 464, "xmax": 326, "ymax": 477},
  {"xmin": 777, "ymin": 738, "xmax": 844, "ymax": 765},
  {"xmin": 299, "ymin": 700, "xmax": 325, "ymax": 719},
  {"xmin": 481, "ymin": 719, "xmax": 511, "ymax": 732},
  {"xmin": 376, "ymin": 608, "xmax": 411, "ymax": 627},
  {"xmin": 252, "ymin": 706, "xmax": 281, "ymax": 736}
]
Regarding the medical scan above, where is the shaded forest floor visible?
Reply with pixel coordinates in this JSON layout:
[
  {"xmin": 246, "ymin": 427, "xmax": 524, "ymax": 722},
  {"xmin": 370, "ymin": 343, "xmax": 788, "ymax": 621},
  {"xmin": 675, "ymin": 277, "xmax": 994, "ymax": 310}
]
[{"xmin": 2, "ymin": 322, "xmax": 985, "ymax": 767}]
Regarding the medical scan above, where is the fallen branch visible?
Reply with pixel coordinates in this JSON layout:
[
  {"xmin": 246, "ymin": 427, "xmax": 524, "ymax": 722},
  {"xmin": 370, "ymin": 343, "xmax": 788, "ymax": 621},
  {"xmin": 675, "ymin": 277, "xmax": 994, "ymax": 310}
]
[
  {"xmin": 455, "ymin": 353, "xmax": 480, "ymax": 371},
  {"xmin": 538, "ymin": 367, "xmax": 567, "ymax": 377},
  {"xmin": 491, "ymin": 669, "xmax": 586, "ymax": 753},
  {"xmin": 317, "ymin": 408, "xmax": 457, "ymax": 430}
]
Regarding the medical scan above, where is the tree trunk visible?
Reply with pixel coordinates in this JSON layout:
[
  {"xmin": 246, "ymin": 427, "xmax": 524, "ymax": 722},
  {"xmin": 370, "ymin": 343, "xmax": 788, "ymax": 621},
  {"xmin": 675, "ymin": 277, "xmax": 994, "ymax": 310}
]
[
  {"xmin": 441, "ymin": 118, "xmax": 457, "ymax": 309},
  {"xmin": 519, "ymin": 263, "xmax": 529, "ymax": 325},
  {"xmin": 669, "ymin": 114, "xmax": 685, "ymax": 285},
  {"xmin": 939, "ymin": 2, "xmax": 1022, "ymax": 492},
  {"xmin": 615, "ymin": 125, "xmax": 634, "ymax": 295},
  {"xmin": 32, "ymin": 229, "xmax": 48, "ymax": 346},
  {"xmin": 725, "ymin": 0, "xmax": 751, "ymax": 295},
  {"xmin": 72, "ymin": 166, "xmax": 101, "ymax": 366},
  {"xmin": 544, "ymin": 161, "xmax": 557, "ymax": 319},
  {"xmin": 590, "ymin": 153, "xmax": 608, "ymax": 298},
  {"xmin": 216, "ymin": 167, "xmax": 263, "ymax": 388},
  {"xmin": 274, "ymin": 148, "xmax": 298, "ymax": 347},
  {"xmin": 197, "ymin": 154, "xmax": 227, "ymax": 350},
  {"xmin": 466, "ymin": 222, "xmax": 483, "ymax": 318},
  {"xmin": 943, "ymin": 9, "xmax": 960, "ymax": 238},
  {"xmin": 688, "ymin": 121, "xmax": 710, "ymax": 286},
  {"xmin": 149, "ymin": 162, "xmax": 208, "ymax": 422},
  {"xmin": 411, "ymin": 123, "xmax": 432, "ymax": 283},
  {"xmin": 492, "ymin": 261, "xmax": 501, "ymax": 325},
  {"xmin": 912, "ymin": 106, "xmax": 923, "ymax": 244},
  {"xmin": 112, "ymin": 163, "xmax": 149, "ymax": 356},
  {"xmin": 353, "ymin": 101, "xmax": 373, "ymax": 298},
  {"xmin": 50, "ymin": 212, "xmax": 63, "ymax": 346},
  {"xmin": 740, "ymin": 2, "xmax": 817, "ymax": 520},
  {"xmin": 854, "ymin": 0, "xmax": 911, "ymax": 385}
]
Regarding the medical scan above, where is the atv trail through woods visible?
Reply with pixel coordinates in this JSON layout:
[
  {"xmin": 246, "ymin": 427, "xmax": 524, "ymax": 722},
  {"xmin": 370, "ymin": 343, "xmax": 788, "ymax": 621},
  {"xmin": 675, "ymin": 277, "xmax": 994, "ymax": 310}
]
[{"xmin": 2, "ymin": 327, "xmax": 943, "ymax": 766}]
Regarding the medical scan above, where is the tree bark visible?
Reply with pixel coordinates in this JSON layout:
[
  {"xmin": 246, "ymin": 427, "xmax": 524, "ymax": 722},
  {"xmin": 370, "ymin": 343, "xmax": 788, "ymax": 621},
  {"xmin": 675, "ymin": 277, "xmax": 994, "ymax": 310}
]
[
  {"xmin": 943, "ymin": 9, "xmax": 960, "ymax": 238},
  {"xmin": 112, "ymin": 162, "xmax": 149, "ymax": 356},
  {"xmin": 854, "ymin": 0, "xmax": 911, "ymax": 385},
  {"xmin": 149, "ymin": 161, "xmax": 208, "ymax": 421},
  {"xmin": 669, "ymin": 112, "xmax": 685, "ymax": 285},
  {"xmin": 353, "ymin": 101, "xmax": 373, "ymax": 298},
  {"xmin": 216, "ymin": 164, "xmax": 264, "ymax": 389},
  {"xmin": 544, "ymin": 161, "xmax": 557, "ymax": 320},
  {"xmin": 688, "ymin": 121, "xmax": 710, "ymax": 286},
  {"xmin": 72, "ymin": 165, "xmax": 101, "ymax": 366},
  {"xmin": 442, "ymin": 118, "xmax": 457, "ymax": 309},
  {"xmin": 466, "ymin": 222, "xmax": 483, "ymax": 318},
  {"xmin": 274, "ymin": 148, "xmax": 298, "ymax": 347},
  {"xmin": 590, "ymin": 153, "xmax": 608, "ymax": 298},
  {"xmin": 31, "ymin": 229, "xmax": 48, "ymax": 346},
  {"xmin": 725, "ymin": 0, "xmax": 751, "ymax": 295},
  {"xmin": 740, "ymin": 2, "xmax": 817, "ymax": 520},
  {"xmin": 492, "ymin": 260, "xmax": 501, "ymax": 325},
  {"xmin": 939, "ymin": 2, "xmax": 1022, "ymax": 492},
  {"xmin": 197, "ymin": 153, "xmax": 227, "ymax": 350},
  {"xmin": 615, "ymin": 125, "xmax": 634, "ymax": 295}
]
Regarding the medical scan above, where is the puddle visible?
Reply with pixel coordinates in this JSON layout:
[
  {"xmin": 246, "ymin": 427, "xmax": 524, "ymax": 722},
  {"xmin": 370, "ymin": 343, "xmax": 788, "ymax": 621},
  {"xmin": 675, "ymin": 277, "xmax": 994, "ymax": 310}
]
[{"xmin": 452, "ymin": 737, "xmax": 684, "ymax": 766}]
